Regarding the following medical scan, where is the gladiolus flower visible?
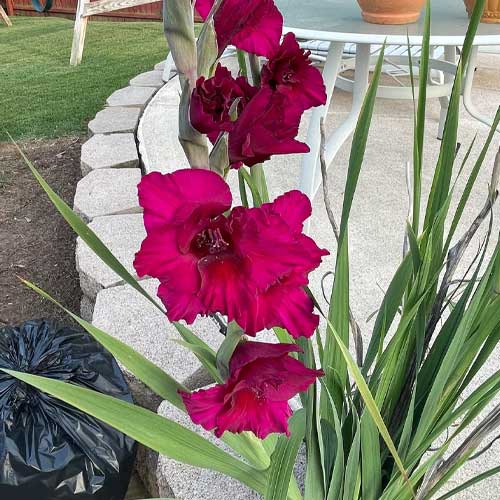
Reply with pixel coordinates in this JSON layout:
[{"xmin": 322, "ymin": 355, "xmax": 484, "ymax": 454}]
[
  {"xmin": 228, "ymin": 88, "xmax": 309, "ymax": 167},
  {"xmin": 180, "ymin": 341, "xmax": 323, "ymax": 438},
  {"xmin": 190, "ymin": 64, "xmax": 257, "ymax": 143},
  {"xmin": 261, "ymin": 32, "xmax": 327, "ymax": 112},
  {"xmin": 196, "ymin": 0, "xmax": 283, "ymax": 57},
  {"xmin": 133, "ymin": 169, "xmax": 328, "ymax": 337}
]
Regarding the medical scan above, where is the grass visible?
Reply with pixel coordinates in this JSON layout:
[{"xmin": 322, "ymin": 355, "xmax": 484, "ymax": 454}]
[{"xmin": 0, "ymin": 16, "xmax": 168, "ymax": 140}]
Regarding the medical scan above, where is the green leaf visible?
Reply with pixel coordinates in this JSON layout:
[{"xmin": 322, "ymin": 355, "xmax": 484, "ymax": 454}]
[
  {"xmin": 322, "ymin": 44, "xmax": 385, "ymax": 413},
  {"xmin": 2, "ymin": 369, "xmax": 268, "ymax": 495},
  {"xmin": 360, "ymin": 411, "xmax": 381, "ymax": 500},
  {"xmin": 197, "ymin": 17, "xmax": 218, "ymax": 78},
  {"xmin": 238, "ymin": 169, "xmax": 250, "ymax": 208},
  {"xmin": 444, "ymin": 106, "xmax": 500, "ymax": 253},
  {"xmin": 327, "ymin": 319, "xmax": 414, "ymax": 497},
  {"xmin": 297, "ymin": 338, "xmax": 325, "ymax": 500},
  {"xmin": 412, "ymin": 236, "xmax": 492, "ymax": 449},
  {"xmin": 215, "ymin": 322, "xmax": 244, "ymax": 380},
  {"xmin": 406, "ymin": 222, "xmax": 422, "ymax": 276},
  {"xmin": 338, "ymin": 44, "xmax": 386, "ymax": 241},
  {"xmin": 265, "ymin": 410, "xmax": 305, "ymax": 500},
  {"xmin": 319, "ymin": 381, "xmax": 345, "ymax": 500},
  {"xmin": 410, "ymin": 0, "xmax": 430, "ymax": 232},
  {"xmin": 209, "ymin": 132, "xmax": 230, "ymax": 175},
  {"xmin": 20, "ymin": 278, "xmax": 186, "ymax": 409},
  {"xmin": 342, "ymin": 420, "xmax": 361, "ymax": 500},
  {"xmin": 250, "ymin": 163, "xmax": 270, "ymax": 204},
  {"xmin": 435, "ymin": 466, "xmax": 500, "ymax": 500},
  {"xmin": 10, "ymin": 138, "xmax": 164, "ymax": 315},
  {"xmin": 363, "ymin": 253, "xmax": 413, "ymax": 375}
]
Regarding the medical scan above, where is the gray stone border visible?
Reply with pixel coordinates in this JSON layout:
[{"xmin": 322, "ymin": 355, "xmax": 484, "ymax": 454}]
[
  {"xmin": 74, "ymin": 63, "xmax": 172, "ymax": 497},
  {"xmin": 75, "ymin": 64, "xmax": 171, "ymax": 321}
]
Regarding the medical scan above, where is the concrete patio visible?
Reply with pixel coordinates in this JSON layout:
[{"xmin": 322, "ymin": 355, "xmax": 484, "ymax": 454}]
[{"xmin": 79, "ymin": 51, "xmax": 500, "ymax": 499}]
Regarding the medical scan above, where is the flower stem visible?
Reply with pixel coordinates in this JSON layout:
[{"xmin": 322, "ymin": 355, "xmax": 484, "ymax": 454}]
[
  {"xmin": 237, "ymin": 49, "xmax": 248, "ymax": 77},
  {"xmin": 216, "ymin": 322, "xmax": 244, "ymax": 380},
  {"xmin": 251, "ymin": 164, "xmax": 269, "ymax": 203}
]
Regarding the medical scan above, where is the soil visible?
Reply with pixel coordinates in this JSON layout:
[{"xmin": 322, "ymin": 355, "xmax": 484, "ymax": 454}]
[
  {"xmin": 0, "ymin": 136, "xmax": 149, "ymax": 498},
  {"xmin": 0, "ymin": 137, "xmax": 83, "ymax": 327}
]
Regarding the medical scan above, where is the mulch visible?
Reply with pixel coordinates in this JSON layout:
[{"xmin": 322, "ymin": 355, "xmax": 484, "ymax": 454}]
[{"xmin": 0, "ymin": 137, "xmax": 83, "ymax": 327}]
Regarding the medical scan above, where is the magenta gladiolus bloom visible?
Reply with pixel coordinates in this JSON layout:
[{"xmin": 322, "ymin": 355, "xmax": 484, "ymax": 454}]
[
  {"xmin": 190, "ymin": 64, "xmax": 257, "ymax": 143},
  {"xmin": 133, "ymin": 169, "xmax": 328, "ymax": 337},
  {"xmin": 196, "ymin": 0, "xmax": 283, "ymax": 57},
  {"xmin": 228, "ymin": 89, "xmax": 310, "ymax": 167},
  {"xmin": 180, "ymin": 341, "xmax": 323, "ymax": 438},
  {"xmin": 261, "ymin": 32, "xmax": 327, "ymax": 112}
]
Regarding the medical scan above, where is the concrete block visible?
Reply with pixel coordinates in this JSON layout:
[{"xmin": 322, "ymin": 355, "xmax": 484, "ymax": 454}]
[
  {"xmin": 81, "ymin": 133, "xmax": 139, "ymax": 176},
  {"xmin": 106, "ymin": 86, "xmax": 156, "ymax": 109},
  {"xmin": 88, "ymin": 106, "xmax": 141, "ymax": 135},
  {"xmin": 73, "ymin": 168, "xmax": 141, "ymax": 222},
  {"xmin": 156, "ymin": 401, "xmax": 260, "ymax": 500},
  {"xmin": 130, "ymin": 70, "xmax": 164, "ymax": 88},
  {"xmin": 76, "ymin": 213, "xmax": 145, "ymax": 300}
]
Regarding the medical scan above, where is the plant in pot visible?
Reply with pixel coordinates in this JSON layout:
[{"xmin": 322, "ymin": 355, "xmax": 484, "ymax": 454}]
[
  {"xmin": 464, "ymin": 0, "xmax": 500, "ymax": 22},
  {"xmin": 357, "ymin": 0, "xmax": 426, "ymax": 24},
  {"xmin": 6, "ymin": 0, "xmax": 500, "ymax": 499}
]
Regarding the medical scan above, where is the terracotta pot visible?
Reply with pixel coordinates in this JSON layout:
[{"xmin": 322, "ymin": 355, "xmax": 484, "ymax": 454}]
[
  {"xmin": 464, "ymin": 0, "xmax": 500, "ymax": 23},
  {"xmin": 357, "ymin": 0, "xmax": 426, "ymax": 24}
]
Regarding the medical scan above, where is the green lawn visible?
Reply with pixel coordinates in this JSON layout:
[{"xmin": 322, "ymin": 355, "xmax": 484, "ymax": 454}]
[{"xmin": 0, "ymin": 17, "xmax": 168, "ymax": 140}]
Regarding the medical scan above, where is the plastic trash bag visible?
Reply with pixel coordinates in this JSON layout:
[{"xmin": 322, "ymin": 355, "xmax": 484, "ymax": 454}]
[{"xmin": 0, "ymin": 320, "xmax": 137, "ymax": 500}]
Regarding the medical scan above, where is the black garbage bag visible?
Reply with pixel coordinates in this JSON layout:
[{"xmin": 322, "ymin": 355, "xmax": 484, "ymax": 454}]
[{"xmin": 0, "ymin": 320, "xmax": 137, "ymax": 500}]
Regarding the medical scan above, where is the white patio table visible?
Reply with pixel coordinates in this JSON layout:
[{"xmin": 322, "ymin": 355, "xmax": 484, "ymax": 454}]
[{"xmin": 274, "ymin": 0, "xmax": 500, "ymax": 201}]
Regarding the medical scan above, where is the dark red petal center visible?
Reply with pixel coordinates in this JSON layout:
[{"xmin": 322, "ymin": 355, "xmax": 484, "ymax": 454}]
[{"xmin": 192, "ymin": 226, "xmax": 232, "ymax": 257}]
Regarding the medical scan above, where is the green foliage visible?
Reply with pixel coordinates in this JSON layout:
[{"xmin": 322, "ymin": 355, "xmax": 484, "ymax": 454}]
[
  {"xmin": 265, "ymin": 410, "xmax": 306, "ymax": 500},
  {"xmin": 2, "ymin": 369, "xmax": 269, "ymax": 494}
]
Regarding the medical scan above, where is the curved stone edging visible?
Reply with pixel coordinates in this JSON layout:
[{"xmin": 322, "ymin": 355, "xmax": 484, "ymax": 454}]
[
  {"xmin": 75, "ymin": 63, "xmax": 171, "ymax": 496},
  {"xmin": 76, "ymin": 64, "xmax": 168, "ymax": 321}
]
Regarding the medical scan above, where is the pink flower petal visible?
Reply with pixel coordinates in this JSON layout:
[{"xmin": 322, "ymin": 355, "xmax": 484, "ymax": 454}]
[
  {"xmin": 180, "ymin": 385, "xmax": 227, "ymax": 431},
  {"xmin": 261, "ymin": 32, "xmax": 327, "ymax": 111},
  {"xmin": 230, "ymin": 204, "xmax": 327, "ymax": 293},
  {"xmin": 253, "ymin": 279, "xmax": 321, "ymax": 338},
  {"xmin": 197, "ymin": 255, "xmax": 253, "ymax": 323},
  {"xmin": 216, "ymin": 390, "xmax": 292, "ymax": 438},
  {"xmin": 182, "ymin": 340, "xmax": 322, "ymax": 439},
  {"xmin": 228, "ymin": 89, "xmax": 309, "ymax": 167},
  {"xmin": 229, "ymin": 341, "xmax": 302, "ymax": 373},
  {"xmin": 268, "ymin": 190, "xmax": 312, "ymax": 233},
  {"xmin": 196, "ymin": 0, "xmax": 283, "ymax": 57},
  {"xmin": 138, "ymin": 170, "xmax": 232, "ymax": 233}
]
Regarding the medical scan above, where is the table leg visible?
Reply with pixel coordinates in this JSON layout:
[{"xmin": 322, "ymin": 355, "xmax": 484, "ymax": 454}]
[
  {"xmin": 321, "ymin": 44, "xmax": 371, "ymax": 181},
  {"xmin": 299, "ymin": 41, "xmax": 345, "ymax": 201},
  {"xmin": 438, "ymin": 46, "xmax": 457, "ymax": 140},
  {"xmin": 463, "ymin": 46, "xmax": 499, "ymax": 133}
]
